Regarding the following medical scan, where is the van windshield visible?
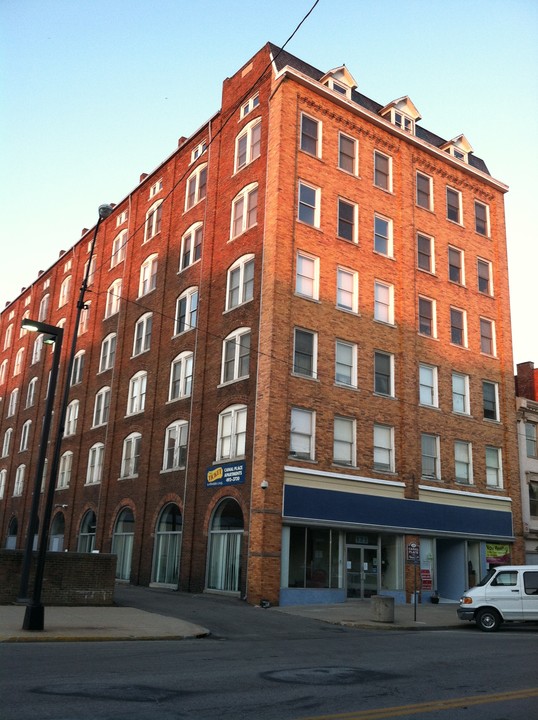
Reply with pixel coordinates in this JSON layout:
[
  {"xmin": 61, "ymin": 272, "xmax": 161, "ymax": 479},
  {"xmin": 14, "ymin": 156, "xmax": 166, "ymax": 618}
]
[{"xmin": 476, "ymin": 568, "xmax": 496, "ymax": 587}]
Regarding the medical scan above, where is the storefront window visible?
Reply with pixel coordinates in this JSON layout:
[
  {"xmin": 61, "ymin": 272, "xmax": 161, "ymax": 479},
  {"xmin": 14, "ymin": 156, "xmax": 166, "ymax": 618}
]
[{"xmin": 288, "ymin": 527, "xmax": 340, "ymax": 588}]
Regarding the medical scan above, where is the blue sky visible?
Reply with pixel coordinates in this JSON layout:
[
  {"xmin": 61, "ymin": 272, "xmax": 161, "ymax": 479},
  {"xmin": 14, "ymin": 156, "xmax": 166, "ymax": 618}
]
[{"xmin": 1, "ymin": 0, "xmax": 537, "ymax": 366}]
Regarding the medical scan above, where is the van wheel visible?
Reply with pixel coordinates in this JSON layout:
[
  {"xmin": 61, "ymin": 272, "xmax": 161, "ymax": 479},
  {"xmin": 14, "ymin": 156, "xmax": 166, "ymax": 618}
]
[{"xmin": 476, "ymin": 608, "xmax": 501, "ymax": 632}]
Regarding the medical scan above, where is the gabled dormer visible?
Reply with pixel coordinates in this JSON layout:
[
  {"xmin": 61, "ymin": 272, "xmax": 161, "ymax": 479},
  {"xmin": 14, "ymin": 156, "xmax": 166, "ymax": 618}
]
[
  {"xmin": 440, "ymin": 134, "xmax": 473, "ymax": 163},
  {"xmin": 380, "ymin": 96, "xmax": 421, "ymax": 134},
  {"xmin": 320, "ymin": 65, "xmax": 357, "ymax": 99}
]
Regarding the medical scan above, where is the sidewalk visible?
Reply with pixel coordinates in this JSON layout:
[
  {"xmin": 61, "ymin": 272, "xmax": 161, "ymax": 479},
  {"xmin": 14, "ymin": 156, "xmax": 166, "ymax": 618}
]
[{"xmin": 0, "ymin": 598, "xmax": 463, "ymax": 643}]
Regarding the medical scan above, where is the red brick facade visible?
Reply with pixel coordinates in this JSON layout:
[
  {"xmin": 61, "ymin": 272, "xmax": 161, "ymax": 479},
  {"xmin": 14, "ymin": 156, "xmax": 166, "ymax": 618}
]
[{"xmin": 0, "ymin": 44, "xmax": 523, "ymax": 606}]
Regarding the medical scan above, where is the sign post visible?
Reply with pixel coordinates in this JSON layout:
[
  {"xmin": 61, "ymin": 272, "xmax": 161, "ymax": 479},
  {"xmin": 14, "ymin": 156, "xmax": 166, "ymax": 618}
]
[{"xmin": 407, "ymin": 542, "xmax": 420, "ymax": 621}]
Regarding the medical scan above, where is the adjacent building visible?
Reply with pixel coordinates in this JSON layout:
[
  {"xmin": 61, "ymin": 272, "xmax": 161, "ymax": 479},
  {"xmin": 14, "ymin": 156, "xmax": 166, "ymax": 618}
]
[
  {"xmin": 0, "ymin": 43, "xmax": 524, "ymax": 605},
  {"xmin": 515, "ymin": 362, "xmax": 538, "ymax": 564}
]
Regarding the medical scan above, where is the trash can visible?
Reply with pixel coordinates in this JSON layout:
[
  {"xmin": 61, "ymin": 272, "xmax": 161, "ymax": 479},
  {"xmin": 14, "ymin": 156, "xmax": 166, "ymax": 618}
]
[{"xmin": 371, "ymin": 595, "xmax": 395, "ymax": 623}]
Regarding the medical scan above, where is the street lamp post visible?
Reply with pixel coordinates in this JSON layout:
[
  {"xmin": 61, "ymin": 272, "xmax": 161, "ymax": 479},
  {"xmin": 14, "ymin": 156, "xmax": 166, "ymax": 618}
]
[
  {"xmin": 17, "ymin": 322, "xmax": 64, "ymax": 603},
  {"xmin": 22, "ymin": 204, "xmax": 113, "ymax": 631}
]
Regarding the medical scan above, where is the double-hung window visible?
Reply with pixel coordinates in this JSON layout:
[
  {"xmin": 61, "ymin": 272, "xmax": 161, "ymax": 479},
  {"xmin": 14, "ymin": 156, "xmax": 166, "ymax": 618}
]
[
  {"xmin": 300, "ymin": 114, "xmax": 320, "ymax": 157},
  {"xmin": 374, "ymin": 151, "xmax": 391, "ymax": 191},
  {"xmin": 217, "ymin": 404, "xmax": 247, "ymax": 461},
  {"xmin": 169, "ymin": 352, "xmax": 193, "ymax": 400},
  {"xmin": 335, "ymin": 340, "xmax": 357, "ymax": 388},
  {"xmin": 32, "ymin": 334, "xmax": 44, "ymax": 365},
  {"xmin": 38, "ymin": 294, "xmax": 50, "ymax": 322},
  {"xmin": 14, "ymin": 464, "xmax": 25, "ymax": 496},
  {"xmin": 231, "ymin": 183, "xmax": 258, "ymax": 238},
  {"xmin": 93, "ymin": 387, "xmax": 111, "ymax": 427},
  {"xmin": 421, "ymin": 433, "xmax": 440, "ymax": 479},
  {"xmin": 221, "ymin": 328, "xmax": 250, "ymax": 384},
  {"xmin": 13, "ymin": 348, "xmax": 24, "ymax": 376},
  {"xmin": 337, "ymin": 198, "xmax": 358, "ymax": 243},
  {"xmin": 174, "ymin": 287, "xmax": 198, "ymax": 334},
  {"xmin": 446, "ymin": 187, "xmax": 462, "ymax": 224},
  {"xmin": 485, "ymin": 446, "xmax": 502, "ymax": 487},
  {"xmin": 71, "ymin": 350, "xmax": 85, "ymax": 386},
  {"xmin": 127, "ymin": 371, "xmax": 147, "ymax": 415},
  {"xmin": 374, "ymin": 281, "xmax": 394, "ymax": 324},
  {"xmin": 185, "ymin": 164, "xmax": 207, "ymax": 210},
  {"xmin": 333, "ymin": 417, "xmax": 355, "ymax": 466},
  {"xmin": 416, "ymin": 172, "xmax": 432, "ymax": 210},
  {"xmin": 296, "ymin": 252, "xmax": 319, "ymax": 300},
  {"xmin": 163, "ymin": 421, "xmax": 188, "ymax": 470},
  {"xmin": 105, "ymin": 279, "xmax": 122, "ymax": 318},
  {"xmin": 121, "ymin": 433, "xmax": 141, "ymax": 477},
  {"xmin": 58, "ymin": 451, "xmax": 73, "ymax": 489},
  {"xmin": 133, "ymin": 313, "xmax": 152, "ymax": 356},
  {"xmin": 450, "ymin": 307, "xmax": 467, "ymax": 347},
  {"xmin": 138, "ymin": 254, "xmax": 158, "ymax": 297},
  {"xmin": 448, "ymin": 247, "xmax": 464, "ymax": 284},
  {"xmin": 227, "ymin": 255, "xmax": 254, "ymax": 310},
  {"xmin": 418, "ymin": 296, "xmax": 436, "ymax": 337},
  {"xmin": 111, "ymin": 230, "xmax": 128, "ymax": 267},
  {"xmin": 374, "ymin": 351, "xmax": 394, "ymax": 397},
  {"xmin": 235, "ymin": 118, "xmax": 261, "ymax": 171},
  {"xmin": 373, "ymin": 424, "xmax": 394, "ymax": 472},
  {"xmin": 525, "ymin": 423, "xmax": 537, "ymax": 458},
  {"xmin": 417, "ymin": 233, "xmax": 434, "ymax": 273},
  {"xmin": 477, "ymin": 259, "xmax": 493, "ymax": 295},
  {"xmin": 2, "ymin": 428, "xmax": 12, "ymax": 457},
  {"xmin": 455, "ymin": 441, "xmax": 472, "ymax": 484},
  {"xmin": 480, "ymin": 318, "xmax": 496, "ymax": 356},
  {"xmin": 293, "ymin": 328, "xmax": 317, "ymax": 379},
  {"xmin": 374, "ymin": 214, "xmax": 392, "ymax": 256},
  {"xmin": 99, "ymin": 333, "xmax": 116, "ymax": 372},
  {"xmin": 483, "ymin": 380, "xmax": 499, "ymax": 421},
  {"xmin": 452, "ymin": 372, "xmax": 470, "ymax": 414},
  {"xmin": 290, "ymin": 408, "xmax": 314, "ymax": 460},
  {"xmin": 26, "ymin": 377, "xmax": 37, "ymax": 408},
  {"xmin": 180, "ymin": 223, "xmax": 203, "ymax": 271},
  {"xmin": 336, "ymin": 267, "xmax": 358, "ymax": 313},
  {"xmin": 338, "ymin": 133, "xmax": 357, "ymax": 174},
  {"xmin": 298, "ymin": 181, "xmax": 320, "ymax": 227},
  {"xmin": 19, "ymin": 420, "xmax": 31, "ymax": 451},
  {"xmin": 64, "ymin": 400, "xmax": 79, "ymax": 437},
  {"xmin": 419, "ymin": 364, "xmax": 438, "ymax": 407},
  {"xmin": 58, "ymin": 276, "xmax": 71, "ymax": 307},
  {"xmin": 475, "ymin": 201, "xmax": 490, "ymax": 236},
  {"xmin": 7, "ymin": 388, "xmax": 18, "ymax": 417},
  {"xmin": 144, "ymin": 201, "xmax": 163, "ymax": 242},
  {"xmin": 86, "ymin": 443, "xmax": 104, "ymax": 485}
]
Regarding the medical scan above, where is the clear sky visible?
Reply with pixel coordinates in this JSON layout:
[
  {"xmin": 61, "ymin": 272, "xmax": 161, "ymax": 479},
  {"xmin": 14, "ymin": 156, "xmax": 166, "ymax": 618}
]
[{"xmin": 1, "ymin": 0, "xmax": 537, "ymax": 367}]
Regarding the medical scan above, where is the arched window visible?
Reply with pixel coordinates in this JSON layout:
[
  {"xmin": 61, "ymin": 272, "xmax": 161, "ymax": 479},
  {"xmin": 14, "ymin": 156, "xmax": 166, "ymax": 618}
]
[
  {"xmin": 57, "ymin": 451, "xmax": 73, "ymax": 489},
  {"xmin": 179, "ymin": 222, "xmax": 203, "ymax": 271},
  {"xmin": 169, "ymin": 352, "xmax": 193, "ymax": 401},
  {"xmin": 20, "ymin": 311, "xmax": 30, "ymax": 337},
  {"xmin": 92, "ymin": 387, "xmax": 111, "ymax": 427},
  {"xmin": 221, "ymin": 328, "xmax": 250, "ymax": 384},
  {"xmin": 144, "ymin": 200, "xmax": 163, "ymax": 242},
  {"xmin": 7, "ymin": 388, "xmax": 19, "ymax": 417},
  {"xmin": 138, "ymin": 254, "xmax": 158, "ymax": 297},
  {"xmin": 185, "ymin": 163, "xmax": 207, "ymax": 210},
  {"xmin": 133, "ymin": 312, "xmax": 153, "ymax": 355},
  {"xmin": 38, "ymin": 293, "xmax": 50, "ymax": 322},
  {"xmin": 58, "ymin": 275, "xmax": 72, "ymax": 307},
  {"xmin": 0, "ymin": 359, "xmax": 7, "ymax": 385},
  {"xmin": 64, "ymin": 400, "xmax": 79, "ymax": 436},
  {"xmin": 105, "ymin": 279, "xmax": 122, "ymax": 318},
  {"xmin": 86, "ymin": 443, "xmax": 104, "ymax": 484},
  {"xmin": 230, "ymin": 183, "xmax": 258, "ymax": 239},
  {"xmin": 2, "ymin": 428, "xmax": 13, "ymax": 457},
  {"xmin": 26, "ymin": 377, "xmax": 38, "ymax": 408},
  {"xmin": 112, "ymin": 508, "xmax": 135, "ymax": 580},
  {"xmin": 174, "ymin": 287, "xmax": 198, "ymax": 335},
  {"xmin": 13, "ymin": 348, "xmax": 24, "ymax": 376},
  {"xmin": 234, "ymin": 117, "xmax": 261, "ymax": 172},
  {"xmin": 111, "ymin": 229, "xmax": 128, "ymax": 267},
  {"xmin": 207, "ymin": 498, "xmax": 244, "ymax": 593},
  {"xmin": 78, "ymin": 301, "xmax": 91, "ymax": 335},
  {"xmin": 14, "ymin": 464, "xmax": 25, "ymax": 496},
  {"xmin": 19, "ymin": 420, "xmax": 31, "ymax": 451},
  {"xmin": 162, "ymin": 420, "xmax": 189, "ymax": 470},
  {"xmin": 70, "ymin": 350, "xmax": 85, "ymax": 385},
  {"xmin": 152, "ymin": 504, "xmax": 182, "ymax": 585},
  {"xmin": 99, "ymin": 333, "xmax": 117, "ymax": 372},
  {"xmin": 3, "ymin": 324, "xmax": 13, "ymax": 350},
  {"xmin": 127, "ymin": 372, "xmax": 147, "ymax": 415},
  {"xmin": 49, "ymin": 513, "xmax": 65, "ymax": 551},
  {"xmin": 0, "ymin": 469, "xmax": 6, "ymax": 500},
  {"xmin": 226, "ymin": 254, "xmax": 254, "ymax": 310},
  {"xmin": 31, "ymin": 334, "xmax": 44, "ymax": 364},
  {"xmin": 78, "ymin": 510, "xmax": 97, "ymax": 552},
  {"xmin": 216, "ymin": 404, "xmax": 247, "ymax": 461},
  {"xmin": 121, "ymin": 432, "xmax": 141, "ymax": 477}
]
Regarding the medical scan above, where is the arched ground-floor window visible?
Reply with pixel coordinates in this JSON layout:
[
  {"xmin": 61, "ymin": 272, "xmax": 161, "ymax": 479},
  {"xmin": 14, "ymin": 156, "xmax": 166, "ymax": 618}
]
[
  {"xmin": 77, "ymin": 510, "xmax": 97, "ymax": 553},
  {"xmin": 207, "ymin": 498, "xmax": 243, "ymax": 594},
  {"xmin": 112, "ymin": 508, "xmax": 135, "ymax": 581},
  {"xmin": 6, "ymin": 516, "xmax": 18, "ymax": 549},
  {"xmin": 49, "ymin": 512, "xmax": 65, "ymax": 551},
  {"xmin": 151, "ymin": 503, "xmax": 182, "ymax": 586}
]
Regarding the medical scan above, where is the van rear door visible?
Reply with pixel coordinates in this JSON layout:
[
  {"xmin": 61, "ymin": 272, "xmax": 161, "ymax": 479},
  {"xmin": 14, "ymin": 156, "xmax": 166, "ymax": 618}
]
[
  {"xmin": 522, "ymin": 570, "xmax": 538, "ymax": 621},
  {"xmin": 484, "ymin": 569, "xmax": 523, "ymax": 620}
]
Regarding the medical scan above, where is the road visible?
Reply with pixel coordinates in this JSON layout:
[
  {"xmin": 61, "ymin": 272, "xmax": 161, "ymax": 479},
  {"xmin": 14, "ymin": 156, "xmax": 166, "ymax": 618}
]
[{"xmin": 2, "ymin": 586, "xmax": 537, "ymax": 720}]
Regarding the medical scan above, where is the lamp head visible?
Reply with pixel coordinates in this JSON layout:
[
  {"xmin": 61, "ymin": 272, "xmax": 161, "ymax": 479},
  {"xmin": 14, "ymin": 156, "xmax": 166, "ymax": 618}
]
[{"xmin": 98, "ymin": 204, "xmax": 114, "ymax": 220}]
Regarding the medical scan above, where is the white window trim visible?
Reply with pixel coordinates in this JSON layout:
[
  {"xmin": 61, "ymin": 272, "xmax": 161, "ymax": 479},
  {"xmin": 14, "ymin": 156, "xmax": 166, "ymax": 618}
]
[
  {"xmin": 111, "ymin": 230, "xmax": 128, "ymax": 267},
  {"xmin": 418, "ymin": 295, "xmax": 437, "ymax": 338},
  {"xmin": 337, "ymin": 197, "xmax": 358, "ymax": 243},
  {"xmin": 168, "ymin": 352, "xmax": 194, "ymax": 401},
  {"xmin": 86, "ymin": 443, "xmax": 104, "ymax": 485},
  {"xmin": 162, "ymin": 420, "xmax": 189, "ymax": 471},
  {"xmin": 454, "ymin": 440, "xmax": 473, "ymax": 485},
  {"xmin": 300, "ymin": 112, "xmax": 321, "ymax": 159},
  {"xmin": 138, "ymin": 254, "xmax": 158, "ymax": 298},
  {"xmin": 374, "ymin": 351, "xmax": 395, "ymax": 397},
  {"xmin": 179, "ymin": 222, "xmax": 203, "ymax": 272},
  {"xmin": 92, "ymin": 387, "xmax": 111, "ymax": 427},
  {"xmin": 297, "ymin": 181, "xmax": 321, "ymax": 228},
  {"xmin": 121, "ymin": 432, "xmax": 141, "ymax": 478},
  {"xmin": 485, "ymin": 446, "xmax": 503, "ymax": 488},
  {"xmin": 448, "ymin": 246, "xmax": 465, "ymax": 286},
  {"xmin": 105, "ymin": 279, "xmax": 122, "ymax": 318},
  {"xmin": 64, "ymin": 400, "xmax": 79, "ymax": 437},
  {"xmin": 296, "ymin": 251, "xmax": 320, "ymax": 301},
  {"xmin": 289, "ymin": 407, "xmax": 315, "ymax": 461},
  {"xmin": 336, "ymin": 266, "xmax": 359, "ymax": 314},
  {"xmin": 226, "ymin": 254, "xmax": 254, "ymax": 311},
  {"xmin": 373, "ymin": 214, "xmax": 393, "ymax": 257},
  {"xmin": 185, "ymin": 163, "xmax": 207, "ymax": 211},
  {"xmin": 477, "ymin": 258, "xmax": 494, "ymax": 296},
  {"xmin": 480, "ymin": 317, "xmax": 497, "ymax": 357},
  {"xmin": 450, "ymin": 306, "xmax": 468, "ymax": 348},
  {"xmin": 240, "ymin": 93, "xmax": 259, "ymax": 119},
  {"xmin": 446, "ymin": 186, "xmax": 463, "ymax": 225},
  {"xmin": 374, "ymin": 280, "xmax": 394, "ymax": 325},
  {"xmin": 292, "ymin": 328, "xmax": 318, "ymax": 380},
  {"xmin": 335, "ymin": 339, "xmax": 358, "ymax": 388},
  {"xmin": 338, "ymin": 132, "xmax": 358, "ymax": 176},
  {"xmin": 373, "ymin": 150, "xmax": 392, "ymax": 192},
  {"xmin": 99, "ymin": 333, "xmax": 117, "ymax": 372},
  {"xmin": 483, "ymin": 380, "xmax": 500, "ymax": 422},
  {"xmin": 174, "ymin": 287, "xmax": 198, "ymax": 335},
  {"xmin": 144, "ymin": 200, "xmax": 163, "ymax": 242},
  {"xmin": 474, "ymin": 200, "xmax": 490, "ymax": 237},
  {"xmin": 419, "ymin": 363, "xmax": 439, "ymax": 408},
  {"xmin": 132, "ymin": 312, "xmax": 153, "ymax": 356},
  {"xmin": 230, "ymin": 183, "xmax": 258, "ymax": 239},
  {"xmin": 234, "ymin": 117, "xmax": 261, "ymax": 172},
  {"xmin": 127, "ymin": 371, "xmax": 147, "ymax": 416},
  {"xmin": 421, "ymin": 433, "xmax": 441, "ymax": 480},
  {"xmin": 416, "ymin": 171, "xmax": 433, "ymax": 211},
  {"xmin": 452, "ymin": 372, "xmax": 471, "ymax": 415},
  {"xmin": 373, "ymin": 424, "xmax": 394, "ymax": 473},
  {"xmin": 216, "ymin": 404, "xmax": 247, "ymax": 462},
  {"xmin": 333, "ymin": 416, "xmax": 356, "ymax": 467},
  {"xmin": 221, "ymin": 327, "xmax": 251, "ymax": 385}
]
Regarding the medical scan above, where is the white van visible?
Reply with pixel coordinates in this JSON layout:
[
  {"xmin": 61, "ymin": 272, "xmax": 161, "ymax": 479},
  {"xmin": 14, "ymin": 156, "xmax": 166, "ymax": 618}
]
[{"xmin": 457, "ymin": 565, "xmax": 538, "ymax": 631}]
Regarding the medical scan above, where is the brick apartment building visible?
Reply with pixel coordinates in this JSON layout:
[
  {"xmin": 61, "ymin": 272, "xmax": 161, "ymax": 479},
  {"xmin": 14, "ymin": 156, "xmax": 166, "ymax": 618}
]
[
  {"xmin": 515, "ymin": 362, "xmax": 538, "ymax": 564},
  {"xmin": 0, "ymin": 43, "xmax": 523, "ymax": 605}
]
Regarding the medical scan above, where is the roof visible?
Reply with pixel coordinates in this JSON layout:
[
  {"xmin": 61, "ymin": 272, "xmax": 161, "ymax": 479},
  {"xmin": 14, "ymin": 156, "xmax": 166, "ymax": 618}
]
[{"xmin": 268, "ymin": 43, "xmax": 490, "ymax": 175}]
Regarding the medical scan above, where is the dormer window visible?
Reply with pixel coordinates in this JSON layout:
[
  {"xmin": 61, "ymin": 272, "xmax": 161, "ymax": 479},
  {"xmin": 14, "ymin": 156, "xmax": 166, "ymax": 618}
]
[
  {"xmin": 380, "ymin": 97, "xmax": 420, "ymax": 136},
  {"xmin": 320, "ymin": 66, "xmax": 357, "ymax": 101},
  {"xmin": 440, "ymin": 135, "xmax": 473, "ymax": 164}
]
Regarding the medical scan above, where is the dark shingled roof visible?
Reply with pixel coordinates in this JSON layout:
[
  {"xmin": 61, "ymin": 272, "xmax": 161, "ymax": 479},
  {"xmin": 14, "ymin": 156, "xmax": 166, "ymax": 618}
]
[{"xmin": 268, "ymin": 43, "xmax": 490, "ymax": 176}]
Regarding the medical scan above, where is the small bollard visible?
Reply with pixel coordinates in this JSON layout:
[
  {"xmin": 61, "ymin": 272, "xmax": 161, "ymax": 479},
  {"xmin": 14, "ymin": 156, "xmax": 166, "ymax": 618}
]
[{"xmin": 371, "ymin": 595, "xmax": 395, "ymax": 623}]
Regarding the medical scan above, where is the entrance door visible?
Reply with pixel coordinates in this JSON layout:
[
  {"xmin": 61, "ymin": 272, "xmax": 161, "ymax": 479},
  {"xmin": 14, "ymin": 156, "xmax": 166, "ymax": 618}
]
[{"xmin": 346, "ymin": 546, "xmax": 379, "ymax": 598}]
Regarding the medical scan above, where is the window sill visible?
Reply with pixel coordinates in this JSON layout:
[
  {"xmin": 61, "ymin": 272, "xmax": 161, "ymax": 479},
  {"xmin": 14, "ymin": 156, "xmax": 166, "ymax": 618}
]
[{"xmin": 160, "ymin": 467, "xmax": 185, "ymax": 475}]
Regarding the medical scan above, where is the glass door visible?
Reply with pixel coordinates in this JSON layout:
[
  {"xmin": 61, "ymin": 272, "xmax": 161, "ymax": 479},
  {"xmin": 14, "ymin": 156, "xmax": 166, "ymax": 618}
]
[{"xmin": 346, "ymin": 546, "xmax": 379, "ymax": 598}]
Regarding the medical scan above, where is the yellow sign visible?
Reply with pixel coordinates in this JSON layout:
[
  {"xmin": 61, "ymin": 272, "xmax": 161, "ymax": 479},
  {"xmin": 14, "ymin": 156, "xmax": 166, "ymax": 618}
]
[{"xmin": 207, "ymin": 467, "xmax": 224, "ymax": 484}]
